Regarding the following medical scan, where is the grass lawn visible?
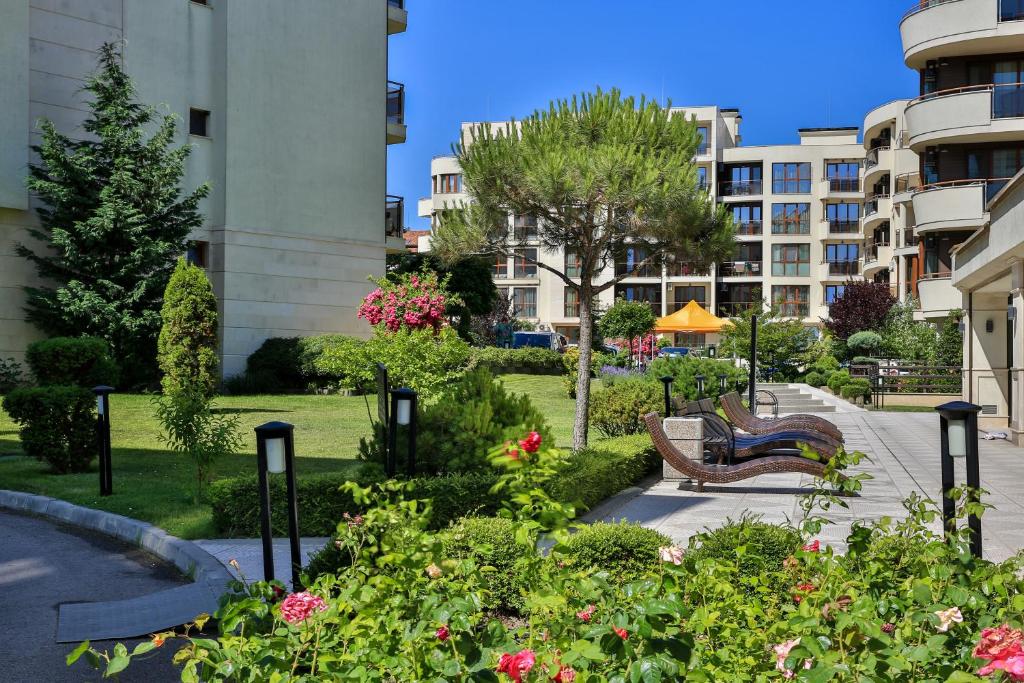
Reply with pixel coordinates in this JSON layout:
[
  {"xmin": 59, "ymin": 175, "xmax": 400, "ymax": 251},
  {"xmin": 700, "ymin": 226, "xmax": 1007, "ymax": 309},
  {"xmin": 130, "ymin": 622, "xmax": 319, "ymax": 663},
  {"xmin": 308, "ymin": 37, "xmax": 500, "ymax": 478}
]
[{"xmin": 0, "ymin": 374, "xmax": 582, "ymax": 538}]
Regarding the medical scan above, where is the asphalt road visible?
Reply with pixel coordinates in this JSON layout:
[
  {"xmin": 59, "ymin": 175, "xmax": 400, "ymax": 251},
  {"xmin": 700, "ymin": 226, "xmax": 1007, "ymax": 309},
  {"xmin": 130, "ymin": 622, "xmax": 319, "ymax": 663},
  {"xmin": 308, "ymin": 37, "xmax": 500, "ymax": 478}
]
[{"xmin": 0, "ymin": 509, "xmax": 188, "ymax": 682}]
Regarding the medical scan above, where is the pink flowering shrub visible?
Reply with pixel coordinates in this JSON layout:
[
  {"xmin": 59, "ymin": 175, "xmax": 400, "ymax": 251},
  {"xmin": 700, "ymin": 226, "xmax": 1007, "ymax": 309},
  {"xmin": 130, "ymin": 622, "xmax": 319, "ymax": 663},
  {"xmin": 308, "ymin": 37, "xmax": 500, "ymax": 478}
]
[
  {"xmin": 357, "ymin": 271, "xmax": 449, "ymax": 333},
  {"xmin": 279, "ymin": 591, "xmax": 327, "ymax": 624}
]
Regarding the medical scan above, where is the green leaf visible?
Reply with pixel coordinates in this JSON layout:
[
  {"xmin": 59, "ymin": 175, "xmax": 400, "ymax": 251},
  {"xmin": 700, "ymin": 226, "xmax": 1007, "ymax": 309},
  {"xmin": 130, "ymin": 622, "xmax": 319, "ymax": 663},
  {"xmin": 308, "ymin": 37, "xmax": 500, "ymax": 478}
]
[
  {"xmin": 65, "ymin": 641, "xmax": 90, "ymax": 666},
  {"xmin": 106, "ymin": 655, "xmax": 130, "ymax": 676}
]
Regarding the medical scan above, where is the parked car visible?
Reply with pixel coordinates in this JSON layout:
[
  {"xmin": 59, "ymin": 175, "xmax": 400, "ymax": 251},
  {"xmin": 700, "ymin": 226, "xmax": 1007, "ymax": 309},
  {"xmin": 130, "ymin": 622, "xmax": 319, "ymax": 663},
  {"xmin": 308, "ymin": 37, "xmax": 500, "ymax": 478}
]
[
  {"xmin": 659, "ymin": 347, "xmax": 691, "ymax": 358},
  {"xmin": 512, "ymin": 331, "xmax": 566, "ymax": 352}
]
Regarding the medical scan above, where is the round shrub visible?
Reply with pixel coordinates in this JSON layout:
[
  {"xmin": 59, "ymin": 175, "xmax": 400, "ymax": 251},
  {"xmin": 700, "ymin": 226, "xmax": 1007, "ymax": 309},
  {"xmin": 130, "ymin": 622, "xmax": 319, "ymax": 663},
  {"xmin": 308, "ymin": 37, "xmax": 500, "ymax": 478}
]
[
  {"xmin": 562, "ymin": 521, "xmax": 671, "ymax": 581},
  {"xmin": 846, "ymin": 330, "xmax": 883, "ymax": 358},
  {"xmin": 827, "ymin": 369, "xmax": 851, "ymax": 394},
  {"xmin": 689, "ymin": 517, "xmax": 800, "ymax": 571},
  {"xmin": 589, "ymin": 377, "xmax": 662, "ymax": 437},
  {"xmin": 646, "ymin": 355, "xmax": 747, "ymax": 401},
  {"xmin": 0, "ymin": 357, "xmax": 24, "ymax": 394},
  {"xmin": 312, "ymin": 336, "xmax": 373, "ymax": 391},
  {"xmin": 364, "ymin": 327, "xmax": 470, "ymax": 401},
  {"xmin": 158, "ymin": 259, "xmax": 219, "ymax": 397},
  {"xmin": 441, "ymin": 516, "xmax": 534, "ymax": 612},
  {"xmin": 2, "ymin": 386, "xmax": 95, "ymax": 473},
  {"xmin": 812, "ymin": 354, "xmax": 841, "ymax": 374},
  {"xmin": 803, "ymin": 371, "xmax": 824, "ymax": 388},
  {"xmin": 25, "ymin": 336, "xmax": 117, "ymax": 387},
  {"xmin": 841, "ymin": 378, "xmax": 872, "ymax": 401}
]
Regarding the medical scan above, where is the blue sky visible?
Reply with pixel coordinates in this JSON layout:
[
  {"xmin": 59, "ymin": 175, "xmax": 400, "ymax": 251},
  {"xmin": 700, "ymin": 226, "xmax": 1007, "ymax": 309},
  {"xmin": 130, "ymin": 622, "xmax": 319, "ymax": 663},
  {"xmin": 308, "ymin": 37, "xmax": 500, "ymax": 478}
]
[{"xmin": 388, "ymin": 0, "xmax": 919, "ymax": 229}]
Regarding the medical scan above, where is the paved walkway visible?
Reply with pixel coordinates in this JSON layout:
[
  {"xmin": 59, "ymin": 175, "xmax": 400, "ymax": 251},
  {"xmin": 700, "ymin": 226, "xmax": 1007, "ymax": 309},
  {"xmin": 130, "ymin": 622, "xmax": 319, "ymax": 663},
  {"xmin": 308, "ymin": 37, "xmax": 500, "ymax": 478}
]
[
  {"xmin": 0, "ymin": 510, "xmax": 185, "ymax": 682},
  {"xmin": 196, "ymin": 537, "xmax": 330, "ymax": 589},
  {"xmin": 596, "ymin": 411, "xmax": 1024, "ymax": 562}
]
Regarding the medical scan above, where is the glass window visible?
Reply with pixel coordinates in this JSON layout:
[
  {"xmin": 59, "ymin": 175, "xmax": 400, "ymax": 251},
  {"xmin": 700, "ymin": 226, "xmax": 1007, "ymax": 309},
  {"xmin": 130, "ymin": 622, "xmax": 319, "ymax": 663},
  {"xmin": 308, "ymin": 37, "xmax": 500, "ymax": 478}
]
[
  {"xmin": 771, "ymin": 203, "xmax": 810, "ymax": 234},
  {"xmin": 825, "ymin": 285, "xmax": 846, "ymax": 305},
  {"xmin": 615, "ymin": 244, "xmax": 657, "ymax": 277},
  {"xmin": 826, "ymin": 243, "xmax": 859, "ymax": 262},
  {"xmin": 697, "ymin": 166, "xmax": 708, "ymax": 190},
  {"xmin": 674, "ymin": 332, "xmax": 706, "ymax": 348},
  {"xmin": 513, "ymin": 248, "xmax": 537, "ymax": 277},
  {"xmin": 771, "ymin": 244, "xmax": 810, "ymax": 277},
  {"xmin": 564, "ymin": 250, "xmax": 581, "ymax": 278},
  {"xmin": 436, "ymin": 174, "xmax": 462, "ymax": 194},
  {"xmin": 493, "ymin": 253, "xmax": 508, "ymax": 278},
  {"xmin": 826, "ymin": 162, "xmax": 860, "ymax": 192},
  {"xmin": 993, "ymin": 60, "xmax": 1024, "ymax": 118},
  {"xmin": 189, "ymin": 108, "xmax": 210, "ymax": 136},
  {"xmin": 772, "ymin": 285, "xmax": 810, "ymax": 318},
  {"xmin": 673, "ymin": 286, "xmax": 706, "ymax": 309},
  {"xmin": 614, "ymin": 284, "xmax": 661, "ymax": 315},
  {"xmin": 186, "ymin": 241, "xmax": 208, "ymax": 268},
  {"xmin": 731, "ymin": 204, "xmax": 762, "ymax": 235},
  {"xmin": 513, "ymin": 215, "xmax": 538, "ymax": 241},
  {"xmin": 826, "ymin": 203, "xmax": 860, "ymax": 232},
  {"xmin": 1001, "ymin": 0, "xmax": 1024, "ymax": 21},
  {"xmin": 696, "ymin": 126, "xmax": 709, "ymax": 155},
  {"xmin": 772, "ymin": 162, "xmax": 812, "ymax": 194},
  {"xmin": 512, "ymin": 288, "xmax": 537, "ymax": 318},
  {"xmin": 563, "ymin": 287, "xmax": 580, "ymax": 317},
  {"xmin": 721, "ymin": 164, "xmax": 762, "ymax": 196}
]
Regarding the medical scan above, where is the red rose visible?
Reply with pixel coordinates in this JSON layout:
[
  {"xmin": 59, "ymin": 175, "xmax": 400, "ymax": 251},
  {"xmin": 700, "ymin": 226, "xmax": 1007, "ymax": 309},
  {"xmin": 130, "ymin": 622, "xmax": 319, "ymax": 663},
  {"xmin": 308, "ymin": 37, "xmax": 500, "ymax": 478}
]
[
  {"xmin": 436, "ymin": 625, "xmax": 450, "ymax": 641},
  {"xmin": 576, "ymin": 604, "xmax": 595, "ymax": 622},
  {"xmin": 614, "ymin": 626, "xmax": 629, "ymax": 640},
  {"xmin": 519, "ymin": 431, "xmax": 542, "ymax": 453},
  {"xmin": 802, "ymin": 540, "xmax": 821, "ymax": 552},
  {"xmin": 497, "ymin": 649, "xmax": 536, "ymax": 682}
]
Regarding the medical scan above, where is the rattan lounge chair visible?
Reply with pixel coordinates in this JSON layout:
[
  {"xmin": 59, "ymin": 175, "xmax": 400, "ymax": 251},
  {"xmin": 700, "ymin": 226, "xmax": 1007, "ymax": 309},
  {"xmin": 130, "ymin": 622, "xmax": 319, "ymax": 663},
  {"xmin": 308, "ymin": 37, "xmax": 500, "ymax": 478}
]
[
  {"xmin": 720, "ymin": 392, "xmax": 844, "ymax": 443},
  {"xmin": 644, "ymin": 413, "xmax": 839, "ymax": 492}
]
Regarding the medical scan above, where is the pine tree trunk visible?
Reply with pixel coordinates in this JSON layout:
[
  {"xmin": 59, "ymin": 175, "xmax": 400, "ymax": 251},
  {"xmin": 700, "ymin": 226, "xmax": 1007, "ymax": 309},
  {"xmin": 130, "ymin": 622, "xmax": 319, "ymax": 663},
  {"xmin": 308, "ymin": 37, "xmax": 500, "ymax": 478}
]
[{"xmin": 572, "ymin": 282, "xmax": 594, "ymax": 451}]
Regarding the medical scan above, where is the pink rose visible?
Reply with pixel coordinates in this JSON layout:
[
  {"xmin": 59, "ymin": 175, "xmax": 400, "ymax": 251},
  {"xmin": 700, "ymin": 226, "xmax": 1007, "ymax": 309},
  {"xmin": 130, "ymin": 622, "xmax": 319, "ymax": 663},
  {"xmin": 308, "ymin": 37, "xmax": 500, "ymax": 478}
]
[
  {"xmin": 576, "ymin": 604, "xmax": 595, "ymax": 622},
  {"xmin": 279, "ymin": 591, "xmax": 328, "ymax": 624},
  {"xmin": 497, "ymin": 649, "xmax": 535, "ymax": 682},
  {"xmin": 802, "ymin": 540, "xmax": 820, "ymax": 552}
]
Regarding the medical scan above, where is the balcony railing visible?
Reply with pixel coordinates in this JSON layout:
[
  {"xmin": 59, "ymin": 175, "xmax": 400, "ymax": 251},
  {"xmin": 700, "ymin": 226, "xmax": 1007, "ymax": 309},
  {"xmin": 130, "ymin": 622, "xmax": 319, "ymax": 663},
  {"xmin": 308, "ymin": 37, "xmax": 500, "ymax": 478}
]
[
  {"xmin": 909, "ymin": 0, "xmax": 1024, "ymax": 21},
  {"xmin": 387, "ymin": 80, "xmax": 405, "ymax": 125},
  {"xmin": 717, "ymin": 302, "xmax": 758, "ymax": 317},
  {"xmin": 719, "ymin": 180, "xmax": 763, "ymax": 197},
  {"xmin": 827, "ymin": 260, "xmax": 861, "ymax": 276},
  {"xmin": 826, "ymin": 177, "xmax": 861, "ymax": 193},
  {"xmin": 388, "ymin": 0, "xmax": 405, "ymax": 7},
  {"xmin": 909, "ymin": 82, "xmax": 1024, "ymax": 119},
  {"xmin": 718, "ymin": 260, "xmax": 762, "ymax": 277},
  {"xmin": 902, "ymin": 228, "xmax": 920, "ymax": 248},
  {"xmin": 864, "ymin": 199, "xmax": 879, "ymax": 217},
  {"xmin": 828, "ymin": 220, "xmax": 861, "ymax": 234},
  {"xmin": 385, "ymin": 195, "xmax": 404, "ymax": 239},
  {"xmin": 865, "ymin": 146, "xmax": 890, "ymax": 171},
  {"xmin": 735, "ymin": 220, "xmax": 763, "ymax": 236},
  {"xmin": 895, "ymin": 172, "xmax": 921, "ymax": 194},
  {"xmin": 914, "ymin": 176, "xmax": 1014, "ymax": 202},
  {"xmin": 667, "ymin": 261, "xmax": 710, "ymax": 277},
  {"xmin": 696, "ymin": 143, "xmax": 710, "ymax": 156}
]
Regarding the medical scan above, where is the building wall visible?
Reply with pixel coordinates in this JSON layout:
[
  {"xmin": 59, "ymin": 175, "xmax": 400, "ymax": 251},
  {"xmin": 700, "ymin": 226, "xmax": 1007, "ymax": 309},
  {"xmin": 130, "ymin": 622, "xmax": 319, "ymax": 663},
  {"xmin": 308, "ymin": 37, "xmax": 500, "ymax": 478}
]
[{"xmin": 0, "ymin": 0, "xmax": 393, "ymax": 376}]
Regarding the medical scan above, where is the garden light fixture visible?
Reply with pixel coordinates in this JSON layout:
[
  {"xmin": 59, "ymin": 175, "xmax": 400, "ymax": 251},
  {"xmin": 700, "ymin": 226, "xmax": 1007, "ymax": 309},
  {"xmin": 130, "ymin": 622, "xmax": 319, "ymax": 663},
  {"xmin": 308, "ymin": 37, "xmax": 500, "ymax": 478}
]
[
  {"xmin": 749, "ymin": 314, "xmax": 758, "ymax": 414},
  {"xmin": 388, "ymin": 387, "xmax": 418, "ymax": 476},
  {"xmin": 708, "ymin": 345, "xmax": 717, "ymax": 358},
  {"xmin": 718, "ymin": 373, "xmax": 728, "ymax": 393},
  {"xmin": 659, "ymin": 375, "xmax": 673, "ymax": 417},
  {"xmin": 92, "ymin": 385, "xmax": 114, "ymax": 496},
  {"xmin": 695, "ymin": 374, "xmax": 705, "ymax": 399},
  {"xmin": 255, "ymin": 421, "xmax": 303, "ymax": 589},
  {"xmin": 935, "ymin": 401, "xmax": 983, "ymax": 558}
]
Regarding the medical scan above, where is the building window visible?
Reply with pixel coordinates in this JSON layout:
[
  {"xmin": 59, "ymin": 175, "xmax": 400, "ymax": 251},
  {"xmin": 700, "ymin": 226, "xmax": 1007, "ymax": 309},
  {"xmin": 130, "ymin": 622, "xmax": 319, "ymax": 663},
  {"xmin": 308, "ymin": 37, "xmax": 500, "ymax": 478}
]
[
  {"xmin": 615, "ymin": 244, "xmax": 657, "ymax": 278},
  {"xmin": 772, "ymin": 285, "xmax": 810, "ymax": 318},
  {"xmin": 435, "ymin": 173, "xmax": 462, "ymax": 194},
  {"xmin": 186, "ymin": 240, "xmax": 208, "ymax": 268},
  {"xmin": 189, "ymin": 108, "xmax": 210, "ymax": 137},
  {"xmin": 512, "ymin": 287, "xmax": 537, "ymax": 318},
  {"xmin": 771, "ymin": 203, "xmax": 810, "ymax": 234},
  {"xmin": 614, "ymin": 284, "xmax": 661, "ymax": 316},
  {"xmin": 563, "ymin": 287, "xmax": 580, "ymax": 317},
  {"xmin": 513, "ymin": 214, "xmax": 538, "ymax": 241},
  {"xmin": 826, "ymin": 243, "xmax": 859, "ymax": 263},
  {"xmin": 696, "ymin": 126, "xmax": 709, "ymax": 156},
  {"xmin": 674, "ymin": 332, "xmax": 706, "ymax": 348},
  {"xmin": 555, "ymin": 325, "xmax": 580, "ymax": 344},
  {"xmin": 191, "ymin": 0, "xmax": 208, "ymax": 5},
  {"xmin": 771, "ymin": 244, "xmax": 810, "ymax": 277},
  {"xmin": 826, "ymin": 203, "xmax": 860, "ymax": 233},
  {"xmin": 513, "ymin": 248, "xmax": 537, "ymax": 278},
  {"xmin": 825, "ymin": 285, "xmax": 846, "ymax": 305},
  {"xmin": 1001, "ymin": 0, "xmax": 1024, "ymax": 21},
  {"xmin": 826, "ymin": 162, "xmax": 861, "ymax": 192},
  {"xmin": 564, "ymin": 250, "xmax": 581, "ymax": 278},
  {"xmin": 731, "ymin": 203, "xmax": 762, "ymax": 235},
  {"xmin": 772, "ymin": 162, "xmax": 812, "ymax": 194},
  {"xmin": 720, "ymin": 164, "xmax": 762, "ymax": 196},
  {"xmin": 697, "ymin": 166, "xmax": 708, "ymax": 191},
  {"xmin": 493, "ymin": 253, "xmax": 508, "ymax": 278},
  {"xmin": 673, "ymin": 286, "xmax": 706, "ymax": 311}
]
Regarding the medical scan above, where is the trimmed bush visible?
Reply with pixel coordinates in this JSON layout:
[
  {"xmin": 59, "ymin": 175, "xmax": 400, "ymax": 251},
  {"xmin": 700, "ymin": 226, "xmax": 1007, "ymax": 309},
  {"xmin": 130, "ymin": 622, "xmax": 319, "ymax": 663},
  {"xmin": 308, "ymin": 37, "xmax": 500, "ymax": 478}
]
[
  {"xmin": 687, "ymin": 516, "xmax": 800, "ymax": 596},
  {"xmin": 311, "ymin": 336, "xmax": 373, "ymax": 391},
  {"xmin": 469, "ymin": 346, "xmax": 565, "ymax": 375},
  {"xmin": 236, "ymin": 337, "xmax": 306, "ymax": 394},
  {"xmin": 562, "ymin": 521, "xmax": 671, "ymax": 581},
  {"xmin": 811, "ymin": 355, "xmax": 841, "ymax": 374},
  {"xmin": 0, "ymin": 358, "xmax": 24, "ymax": 394},
  {"xmin": 846, "ymin": 330, "xmax": 884, "ymax": 358},
  {"xmin": 2, "ymin": 386, "xmax": 95, "ymax": 473},
  {"xmin": 209, "ymin": 434, "xmax": 659, "ymax": 537},
  {"xmin": 827, "ymin": 369, "xmax": 851, "ymax": 394},
  {"xmin": 157, "ymin": 259, "xmax": 219, "ymax": 396},
  {"xmin": 841, "ymin": 379, "xmax": 872, "ymax": 401},
  {"xmin": 25, "ymin": 336, "xmax": 117, "ymax": 387},
  {"xmin": 590, "ymin": 378, "xmax": 662, "ymax": 437},
  {"xmin": 803, "ymin": 371, "xmax": 824, "ymax": 388},
  {"xmin": 646, "ymin": 355, "xmax": 747, "ymax": 401},
  {"xmin": 365, "ymin": 327, "xmax": 470, "ymax": 400},
  {"xmin": 441, "ymin": 517, "xmax": 534, "ymax": 612}
]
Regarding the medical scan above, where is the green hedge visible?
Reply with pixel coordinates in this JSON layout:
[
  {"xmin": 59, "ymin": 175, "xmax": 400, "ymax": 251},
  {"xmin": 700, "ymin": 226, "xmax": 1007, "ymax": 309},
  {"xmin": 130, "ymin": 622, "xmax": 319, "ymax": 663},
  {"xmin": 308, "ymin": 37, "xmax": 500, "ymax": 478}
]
[
  {"xmin": 208, "ymin": 435, "xmax": 659, "ymax": 537},
  {"xmin": 25, "ymin": 336, "xmax": 118, "ymax": 387},
  {"xmin": 562, "ymin": 521, "xmax": 671, "ymax": 581},
  {"xmin": 469, "ymin": 347, "xmax": 565, "ymax": 375},
  {"xmin": 2, "ymin": 386, "xmax": 96, "ymax": 473}
]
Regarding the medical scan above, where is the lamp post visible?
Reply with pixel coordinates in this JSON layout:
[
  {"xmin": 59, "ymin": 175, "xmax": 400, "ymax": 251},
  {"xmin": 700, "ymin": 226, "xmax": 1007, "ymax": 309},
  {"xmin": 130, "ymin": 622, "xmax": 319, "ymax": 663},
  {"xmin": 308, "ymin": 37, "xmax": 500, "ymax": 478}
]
[
  {"xmin": 695, "ymin": 374, "xmax": 706, "ymax": 399},
  {"xmin": 718, "ymin": 373, "xmax": 728, "ymax": 394},
  {"xmin": 707, "ymin": 345, "xmax": 717, "ymax": 359},
  {"xmin": 748, "ymin": 314, "xmax": 758, "ymax": 414},
  {"xmin": 255, "ymin": 421, "xmax": 303, "ymax": 589},
  {"xmin": 92, "ymin": 386, "xmax": 114, "ymax": 496},
  {"xmin": 875, "ymin": 374, "xmax": 885, "ymax": 410},
  {"xmin": 659, "ymin": 375, "xmax": 674, "ymax": 417},
  {"xmin": 935, "ymin": 401, "xmax": 983, "ymax": 558},
  {"xmin": 387, "ymin": 387, "xmax": 418, "ymax": 477}
]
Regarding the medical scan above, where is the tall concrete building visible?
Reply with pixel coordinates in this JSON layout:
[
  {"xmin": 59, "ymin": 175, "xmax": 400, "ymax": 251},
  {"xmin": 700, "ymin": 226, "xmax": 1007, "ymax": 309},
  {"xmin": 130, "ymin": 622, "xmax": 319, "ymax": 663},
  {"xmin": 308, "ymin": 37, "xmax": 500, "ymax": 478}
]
[
  {"xmin": 419, "ymin": 112, "xmax": 868, "ymax": 346},
  {"xmin": 0, "ymin": 0, "xmax": 408, "ymax": 377}
]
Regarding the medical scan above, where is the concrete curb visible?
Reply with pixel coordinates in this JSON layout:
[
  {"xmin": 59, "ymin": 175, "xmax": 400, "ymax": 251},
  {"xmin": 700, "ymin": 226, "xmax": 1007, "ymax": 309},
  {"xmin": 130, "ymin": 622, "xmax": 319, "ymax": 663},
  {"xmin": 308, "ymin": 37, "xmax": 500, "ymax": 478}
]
[{"xmin": 0, "ymin": 489, "xmax": 233, "ymax": 596}]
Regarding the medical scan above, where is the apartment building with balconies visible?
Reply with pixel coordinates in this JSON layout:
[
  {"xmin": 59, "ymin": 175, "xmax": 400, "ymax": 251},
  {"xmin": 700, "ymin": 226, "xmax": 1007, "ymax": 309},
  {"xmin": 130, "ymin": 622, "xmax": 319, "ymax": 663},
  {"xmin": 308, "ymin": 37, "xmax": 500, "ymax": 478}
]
[
  {"xmin": 0, "ymin": 0, "xmax": 407, "ymax": 376},
  {"xmin": 896, "ymin": 0, "xmax": 1024, "ymax": 438},
  {"xmin": 418, "ymin": 110, "xmax": 865, "ymax": 345}
]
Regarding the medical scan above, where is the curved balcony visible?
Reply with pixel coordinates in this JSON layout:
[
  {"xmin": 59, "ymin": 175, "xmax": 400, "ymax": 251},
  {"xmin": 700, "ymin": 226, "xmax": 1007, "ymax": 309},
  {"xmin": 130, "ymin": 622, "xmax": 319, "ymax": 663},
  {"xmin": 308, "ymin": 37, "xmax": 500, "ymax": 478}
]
[
  {"xmin": 387, "ymin": 80, "xmax": 407, "ymax": 144},
  {"xmin": 862, "ymin": 195, "xmax": 892, "ymax": 231},
  {"xmin": 863, "ymin": 146, "xmax": 893, "ymax": 188},
  {"xmin": 387, "ymin": 0, "xmax": 408, "ymax": 34},
  {"xmin": 917, "ymin": 274, "xmax": 962, "ymax": 319},
  {"xmin": 900, "ymin": 0, "xmax": 1024, "ymax": 70},
  {"xmin": 862, "ymin": 242, "xmax": 894, "ymax": 278},
  {"xmin": 911, "ymin": 179, "xmax": 1007, "ymax": 233},
  {"xmin": 904, "ymin": 84, "xmax": 1024, "ymax": 151},
  {"xmin": 893, "ymin": 172, "xmax": 922, "ymax": 204},
  {"xmin": 863, "ymin": 100, "xmax": 908, "ymax": 145}
]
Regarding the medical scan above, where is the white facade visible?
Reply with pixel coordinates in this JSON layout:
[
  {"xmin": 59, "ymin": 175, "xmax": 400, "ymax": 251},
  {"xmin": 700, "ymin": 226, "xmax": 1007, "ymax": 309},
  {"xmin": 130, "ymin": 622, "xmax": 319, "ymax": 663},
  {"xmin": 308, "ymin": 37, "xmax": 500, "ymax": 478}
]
[
  {"xmin": 419, "ymin": 109, "xmax": 867, "ymax": 343},
  {"xmin": 0, "ymin": 0, "xmax": 408, "ymax": 377}
]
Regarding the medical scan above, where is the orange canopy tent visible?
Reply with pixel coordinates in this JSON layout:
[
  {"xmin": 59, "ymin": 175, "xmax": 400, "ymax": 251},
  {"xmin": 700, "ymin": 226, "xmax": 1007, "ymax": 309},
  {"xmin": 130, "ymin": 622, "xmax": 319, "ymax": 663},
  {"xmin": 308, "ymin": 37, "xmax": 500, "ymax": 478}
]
[{"xmin": 654, "ymin": 300, "xmax": 731, "ymax": 334}]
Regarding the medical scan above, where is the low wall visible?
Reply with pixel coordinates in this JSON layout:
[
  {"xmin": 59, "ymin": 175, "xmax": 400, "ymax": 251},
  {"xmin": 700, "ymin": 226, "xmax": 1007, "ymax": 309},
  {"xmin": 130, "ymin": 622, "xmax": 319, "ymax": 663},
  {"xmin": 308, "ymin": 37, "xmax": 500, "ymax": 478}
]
[{"xmin": 877, "ymin": 393, "xmax": 960, "ymax": 408}]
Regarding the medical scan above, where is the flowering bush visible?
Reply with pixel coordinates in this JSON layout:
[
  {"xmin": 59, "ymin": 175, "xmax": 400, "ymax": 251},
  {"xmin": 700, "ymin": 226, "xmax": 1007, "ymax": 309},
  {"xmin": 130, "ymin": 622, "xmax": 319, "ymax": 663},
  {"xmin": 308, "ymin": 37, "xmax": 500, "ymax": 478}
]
[
  {"xmin": 358, "ymin": 271, "xmax": 449, "ymax": 333},
  {"xmin": 75, "ymin": 436, "xmax": 1024, "ymax": 682}
]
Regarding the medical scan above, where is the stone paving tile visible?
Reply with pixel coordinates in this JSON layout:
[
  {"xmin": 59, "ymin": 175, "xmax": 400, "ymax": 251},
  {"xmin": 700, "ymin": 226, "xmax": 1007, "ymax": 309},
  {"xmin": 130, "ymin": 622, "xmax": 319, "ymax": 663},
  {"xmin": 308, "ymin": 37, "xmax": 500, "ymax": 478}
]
[
  {"xmin": 195, "ymin": 537, "xmax": 330, "ymax": 590},
  {"xmin": 599, "ymin": 411, "xmax": 1024, "ymax": 562}
]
